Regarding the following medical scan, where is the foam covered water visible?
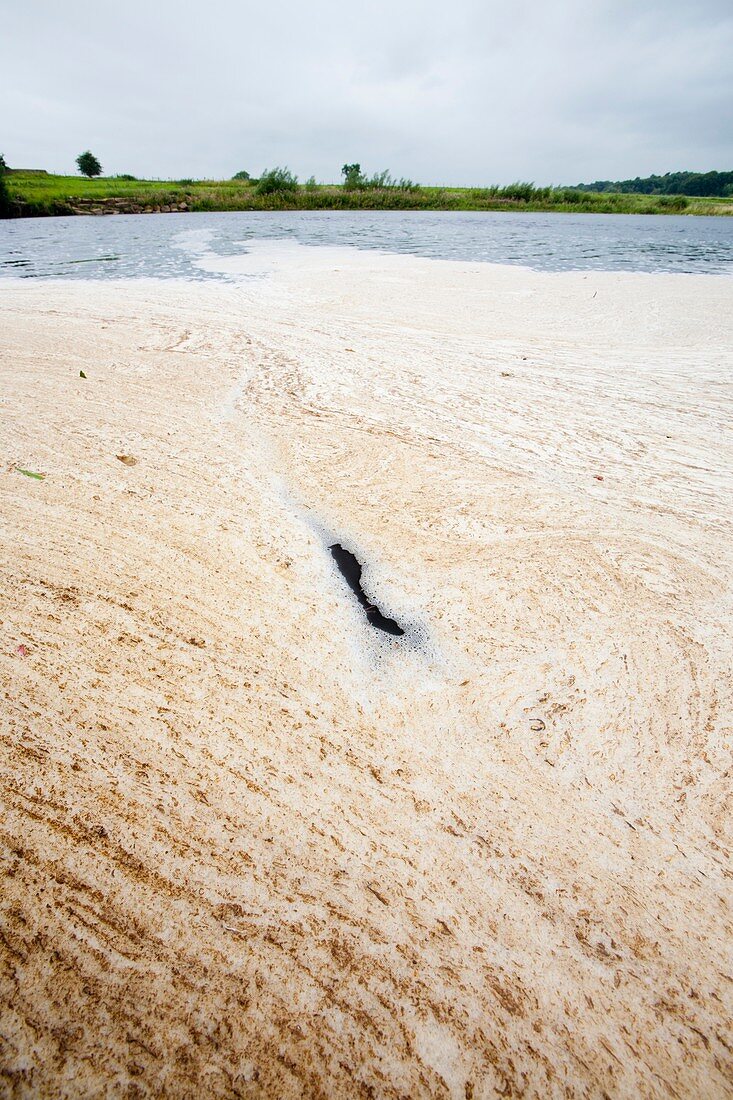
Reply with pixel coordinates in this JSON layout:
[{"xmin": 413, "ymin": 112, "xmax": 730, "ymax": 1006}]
[{"xmin": 2, "ymin": 208, "xmax": 733, "ymax": 280}]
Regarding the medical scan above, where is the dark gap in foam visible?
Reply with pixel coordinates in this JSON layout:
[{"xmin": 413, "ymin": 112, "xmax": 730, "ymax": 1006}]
[{"xmin": 329, "ymin": 544, "xmax": 405, "ymax": 637}]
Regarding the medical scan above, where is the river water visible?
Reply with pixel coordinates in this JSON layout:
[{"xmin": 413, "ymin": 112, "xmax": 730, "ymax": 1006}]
[{"xmin": 2, "ymin": 209, "xmax": 733, "ymax": 279}]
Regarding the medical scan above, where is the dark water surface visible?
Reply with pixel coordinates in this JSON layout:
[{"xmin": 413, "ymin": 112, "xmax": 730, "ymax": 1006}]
[
  {"xmin": 329, "ymin": 544, "xmax": 405, "ymax": 637},
  {"xmin": 1, "ymin": 210, "xmax": 733, "ymax": 279}
]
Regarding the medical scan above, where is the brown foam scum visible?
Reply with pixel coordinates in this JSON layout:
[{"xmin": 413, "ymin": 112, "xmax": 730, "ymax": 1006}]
[{"xmin": 1, "ymin": 251, "xmax": 732, "ymax": 1098}]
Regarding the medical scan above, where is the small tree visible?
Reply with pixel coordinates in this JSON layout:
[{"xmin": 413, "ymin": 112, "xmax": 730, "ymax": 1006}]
[
  {"xmin": 232, "ymin": 170, "xmax": 250, "ymax": 181},
  {"xmin": 342, "ymin": 163, "xmax": 364, "ymax": 190},
  {"xmin": 0, "ymin": 153, "xmax": 7, "ymax": 175},
  {"xmin": 76, "ymin": 151, "xmax": 102, "ymax": 178}
]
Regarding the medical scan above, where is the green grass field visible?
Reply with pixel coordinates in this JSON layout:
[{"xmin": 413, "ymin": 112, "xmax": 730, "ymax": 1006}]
[{"xmin": 4, "ymin": 172, "xmax": 733, "ymax": 217}]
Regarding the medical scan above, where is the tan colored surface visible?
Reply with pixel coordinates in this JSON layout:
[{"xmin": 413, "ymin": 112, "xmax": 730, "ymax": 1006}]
[{"xmin": 1, "ymin": 248, "xmax": 732, "ymax": 1098}]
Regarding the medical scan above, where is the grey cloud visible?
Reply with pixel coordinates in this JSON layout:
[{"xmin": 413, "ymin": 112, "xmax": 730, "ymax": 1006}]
[{"xmin": 1, "ymin": 0, "xmax": 731, "ymax": 184}]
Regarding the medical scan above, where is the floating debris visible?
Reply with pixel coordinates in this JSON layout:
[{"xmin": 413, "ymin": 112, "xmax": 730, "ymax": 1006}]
[
  {"xmin": 15, "ymin": 467, "xmax": 46, "ymax": 480},
  {"xmin": 116, "ymin": 455, "xmax": 137, "ymax": 466}
]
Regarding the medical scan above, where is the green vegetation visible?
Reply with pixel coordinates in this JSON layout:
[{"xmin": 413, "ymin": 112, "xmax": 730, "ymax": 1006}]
[
  {"xmin": 232, "ymin": 170, "xmax": 250, "ymax": 180},
  {"xmin": 341, "ymin": 163, "xmax": 362, "ymax": 189},
  {"xmin": 255, "ymin": 167, "xmax": 298, "ymax": 195},
  {"xmin": 0, "ymin": 154, "xmax": 9, "ymax": 216},
  {"xmin": 76, "ymin": 151, "xmax": 102, "ymax": 178},
  {"xmin": 3, "ymin": 170, "xmax": 732, "ymax": 218},
  {"xmin": 342, "ymin": 163, "xmax": 419, "ymax": 191},
  {"xmin": 575, "ymin": 170, "xmax": 733, "ymax": 197},
  {"xmin": 15, "ymin": 467, "xmax": 46, "ymax": 480}
]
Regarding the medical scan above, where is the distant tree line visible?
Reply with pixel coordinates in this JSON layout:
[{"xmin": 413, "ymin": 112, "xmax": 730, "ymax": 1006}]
[{"xmin": 574, "ymin": 170, "xmax": 733, "ymax": 197}]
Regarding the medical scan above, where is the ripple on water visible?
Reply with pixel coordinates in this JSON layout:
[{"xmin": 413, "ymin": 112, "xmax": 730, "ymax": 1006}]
[{"xmin": 1, "ymin": 210, "xmax": 733, "ymax": 281}]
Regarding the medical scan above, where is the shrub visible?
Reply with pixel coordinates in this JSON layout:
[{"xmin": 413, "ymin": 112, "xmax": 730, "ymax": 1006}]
[
  {"xmin": 364, "ymin": 169, "xmax": 392, "ymax": 189},
  {"xmin": 658, "ymin": 194, "xmax": 688, "ymax": 210},
  {"xmin": 76, "ymin": 151, "xmax": 102, "ymax": 178},
  {"xmin": 552, "ymin": 187, "xmax": 584, "ymax": 204},
  {"xmin": 115, "ymin": 173, "xmax": 137, "ymax": 181},
  {"xmin": 305, "ymin": 175, "xmax": 317, "ymax": 191},
  {"xmin": 500, "ymin": 181, "xmax": 538, "ymax": 201},
  {"xmin": 176, "ymin": 179, "xmax": 194, "ymax": 186},
  {"xmin": 0, "ymin": 172, "xmax": 10, "ymax": 216},
  {"xmin": 255, "ymin": 167, "xmax": 298, "ymax": 195},
  {"xmin": 232, "ymin": 170, "xmax": 251, "ymax": 180},
  {"xmin": 342, "ymin": 165, "xmax": 420, "ymax": 192},
  {"xmin": 0, "ymin": 152, "xmax": 7, "ymax": 175}
]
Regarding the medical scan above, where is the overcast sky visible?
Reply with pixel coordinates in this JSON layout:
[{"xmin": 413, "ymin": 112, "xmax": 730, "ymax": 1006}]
[{"xmin": 2, "ymin": 0, "xmax": 732, "ymax": 185}]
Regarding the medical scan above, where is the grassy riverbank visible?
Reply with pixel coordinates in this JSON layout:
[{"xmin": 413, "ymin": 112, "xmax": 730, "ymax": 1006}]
[{"xmin": 5, "ymin": 172, "xmax": 733, "ymax": 217}]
